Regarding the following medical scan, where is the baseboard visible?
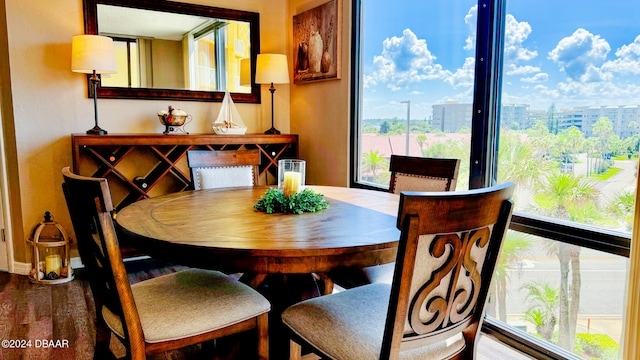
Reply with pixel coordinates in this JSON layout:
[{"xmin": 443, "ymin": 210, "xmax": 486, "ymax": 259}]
[
  {"xmin": 71, "ymin": 257, "xmax": 84, "ymax": 270},
  {"xmin": 12, "ymin": 261, "xmax": 31, "ymax": 275},
  {"xmin": 11, "ymin": 255, "xmax": 152, "ymax": 276}
]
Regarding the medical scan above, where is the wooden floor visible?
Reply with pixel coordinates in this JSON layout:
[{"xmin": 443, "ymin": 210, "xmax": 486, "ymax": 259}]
[{"xmin": 0, "ymin": 260, "xmax": 533, "ymax": 359}]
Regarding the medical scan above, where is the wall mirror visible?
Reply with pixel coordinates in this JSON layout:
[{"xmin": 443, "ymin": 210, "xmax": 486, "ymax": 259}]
[{"xmin": 83, "ymin": 0, "xmax": 261, "ymax": 103}]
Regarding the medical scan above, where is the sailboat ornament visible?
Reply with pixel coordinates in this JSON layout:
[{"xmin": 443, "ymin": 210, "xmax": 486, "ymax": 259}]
[{"xmin": 213, "ymin": 91, "xmax": 248, "ymax": 135}]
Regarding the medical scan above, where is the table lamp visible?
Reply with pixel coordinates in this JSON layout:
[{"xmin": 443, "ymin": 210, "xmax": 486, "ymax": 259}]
[
  {"xmin": 71, "ymin": 35, "xmax": 118, "ymax": 135},
  {"xmin": 255, "ymin": 54, "xmax": 289, "ymax": 135}
]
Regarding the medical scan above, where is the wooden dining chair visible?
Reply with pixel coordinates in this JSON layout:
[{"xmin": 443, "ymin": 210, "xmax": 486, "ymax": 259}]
[
  {"xmin": 282, "ymin": 182, "xmax": 515, "ymax": 360},
  {"xmin": 330, "ymin": 155, "xmax": 461, "ymax": 289},
  {"xmin": 61, "ymin": 167, "xmax": 270, "ymax": 360},
  {"xmin": 187, "ymin": 149, "xmax": 261, "ymax": 190},
  {"xmin": 387, "ymin": 155, "xmax": 460, "ymax": 195}
]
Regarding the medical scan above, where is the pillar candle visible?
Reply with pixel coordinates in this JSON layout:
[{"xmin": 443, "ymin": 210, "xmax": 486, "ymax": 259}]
[
  {"xmin": 283, "ymin": 171, "xmax": 302, "ymax": 197},
  {"xmin": 45, "ymin": 254, "xmax": 62, "ymax": 276}
]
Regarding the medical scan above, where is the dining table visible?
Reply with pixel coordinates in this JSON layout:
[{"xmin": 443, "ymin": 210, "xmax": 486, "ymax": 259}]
[
  {"xmin": 115, "ymin": 185, "xmax": 401, "ymax": 357},
  {"xmin": 115, "ymin": 185, "xmax": 401, "ymax": 290}
]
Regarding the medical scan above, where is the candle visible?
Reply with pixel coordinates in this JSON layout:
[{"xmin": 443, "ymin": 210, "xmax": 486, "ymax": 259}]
[
  {"xmin": 283, "ymin": 171, "xmax": 302, "ymax": 197},
  {"xmin": 45, "ymin": 254, "xmax": 62, "ymax": 276}
]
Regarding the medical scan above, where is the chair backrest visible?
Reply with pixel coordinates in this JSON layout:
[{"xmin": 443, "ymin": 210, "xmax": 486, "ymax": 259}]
[
  {"xmin": 388, "ymin": 155, "xmax": 460, "ymax": 194},
  {"xmin": 187, "ymin": 149, "xmax": 260, "ymax": 190},
  {"xmin": 381, "ymin": 182, "xmax": 515, "ymax": 359},
  {"xmin": 61, "ymin": 167, "xmax": 144, "ymax": 358}
]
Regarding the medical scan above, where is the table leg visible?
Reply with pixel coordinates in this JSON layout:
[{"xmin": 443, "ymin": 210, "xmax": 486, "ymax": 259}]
[
  {"xmin": 313, "ymin": 272, "xmax": 334, "ymax": 295},
  {"xmin": 239, "ymin": 272, "xmax": 268, "ymax": 289}
]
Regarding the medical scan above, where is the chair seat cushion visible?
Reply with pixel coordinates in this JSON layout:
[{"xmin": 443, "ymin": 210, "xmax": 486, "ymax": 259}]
[
  {"xmin": 282, "ymin": 283, "xmax": 464, "ymax": 360},
  {"xmin": 330, "ymin": 263, "xmax": 395, "ymax": 289},
  {"xmin": 102, "ymin": 269, "xmax": 270, "ymax": 344}
]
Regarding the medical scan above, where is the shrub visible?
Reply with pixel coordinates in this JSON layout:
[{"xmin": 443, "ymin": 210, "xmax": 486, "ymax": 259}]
[{"xmin": 575, "ymin": 333, "xmax": 618, "ymax": 360}]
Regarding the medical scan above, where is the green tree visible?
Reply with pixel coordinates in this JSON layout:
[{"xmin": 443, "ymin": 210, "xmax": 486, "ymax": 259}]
[
  {"xmin": 522, "ymin": 281, "xmax": 559, "ymax": 341},
  {"xmin": 416, "ymin": 134, "xmax": 427, "ymax": 153},
  {"xmin": 534, "ymin": 173, "xmax": 599, "ymax": 351},
  {"xmin": 498, "ymin": 130, "xmax": 550, "ymax": 190},
  {"xmin": 557, "ymin": 127, "xmax": 585, "ymax": 172},
  {"xmin": 607, "ymin": 190, "xmax": 636, "ymax": 231},
  {"xmin": 379, "ymin": 121, "xmax": 390, "ymax": 134},
  {"xmin": 422, "ymin": 137, "xmax": 470, "ymax": 190},
  {"xmin": 361, "ymin": 150, "xmax": 388, "ymax": 185},
  {"xmin": 487, "ymin": 232, "xmax": 532, "ymax": 322},
  {"xmin": 589, "ymin": 117, "xmax": 618, "ymax": 174}
]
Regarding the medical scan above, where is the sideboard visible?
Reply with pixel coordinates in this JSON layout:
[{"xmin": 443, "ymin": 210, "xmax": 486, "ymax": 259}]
[{"xmin": 71, "ymin": 133, "xmax": 299, "ymax": 212}]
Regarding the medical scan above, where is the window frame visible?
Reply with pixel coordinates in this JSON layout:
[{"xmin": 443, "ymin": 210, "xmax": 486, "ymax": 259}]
[{"xmin": 348, "ymin": 0, "xmax": 632, "ymax": 359}]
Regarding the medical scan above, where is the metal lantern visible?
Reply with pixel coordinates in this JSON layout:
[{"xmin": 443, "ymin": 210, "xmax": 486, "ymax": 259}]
[{"xmin": 27, "ymin": 211, "xmax": 74, "ymax": 284}]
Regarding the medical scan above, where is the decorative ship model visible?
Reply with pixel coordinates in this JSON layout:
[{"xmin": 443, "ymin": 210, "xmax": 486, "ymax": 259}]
[{"xmin": 213, "ymin": 91, "xmax": 247, "ymax": 135}]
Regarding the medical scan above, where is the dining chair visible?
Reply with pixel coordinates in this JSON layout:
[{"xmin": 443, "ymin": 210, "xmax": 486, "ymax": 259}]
[
  {"xmin": 282, "ymin": 182, "xmax": 515, "ymax": 360},
  {"xmin": 61, "ymin": 167, "xmax": 270, "ymax": 360},
  {"xmin": 330, "ymin": 155, "xmax": 461, "ymax": 289},
  {"xmin": 187, "ymin": 149, "xmax": 261, "ymax": 190}
]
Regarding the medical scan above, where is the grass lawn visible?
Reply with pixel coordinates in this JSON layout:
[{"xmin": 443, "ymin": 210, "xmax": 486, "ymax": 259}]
[{"xmin": 589, "ymin": 167, "xmax": 621, "ymax": 180}]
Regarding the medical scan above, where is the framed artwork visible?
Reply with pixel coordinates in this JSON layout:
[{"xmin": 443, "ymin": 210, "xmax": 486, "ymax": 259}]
[{"xmin": 293, "ymin": 0, "xmax": 341, "ymax": 84}]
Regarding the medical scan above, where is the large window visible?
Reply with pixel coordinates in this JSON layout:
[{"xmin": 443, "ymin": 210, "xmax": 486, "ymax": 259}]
[
  {"xmin": 351, "ymin": 0, "xmax": 638, "ymax": 358},
  {"xmin": 353, "ymin": 0, "xmax": 477, "ymax": 191}
]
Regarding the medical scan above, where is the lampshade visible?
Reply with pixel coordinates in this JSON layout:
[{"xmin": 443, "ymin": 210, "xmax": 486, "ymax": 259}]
[
  {"xmin": 240, "ymin": 58, "xmax": 252, "ymax": 86},
  {"xmin": 255, "ymin": 54, "xmax": 289, "ymax": 84},
  {"xmin": 71, "ymin": 35, "xmax": 118, "ymax": 74}
]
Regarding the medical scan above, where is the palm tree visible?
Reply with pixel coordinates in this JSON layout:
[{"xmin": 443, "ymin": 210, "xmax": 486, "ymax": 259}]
[
  {"xmin": 487, "ymin": 231, "xmax": 533, "ymax": 322},
  {"xmin": 533, "ymin": 173, "xmax": 599, "ymax": 351},
  {"xmin": 522, "ymin": 281, "xmax": 559, "ymax": 342},
  {"xmin": 361, "ymin": 150, "xmax": 388, "ymax": 184},
  {"xmin": 607, "ymin": 190, "xmax": 636, "ymax": 231}
]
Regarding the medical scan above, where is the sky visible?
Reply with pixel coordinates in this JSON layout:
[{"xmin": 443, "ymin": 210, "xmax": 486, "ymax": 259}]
[{"xmin": 360, "ymin": 0, "xmax": 640, "ymax": 120}]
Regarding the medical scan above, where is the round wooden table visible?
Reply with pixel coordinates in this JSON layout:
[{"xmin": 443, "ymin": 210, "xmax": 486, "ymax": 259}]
[{"xmin": 116, "ymin": 185, "xmax": 400, "ymax": 290}]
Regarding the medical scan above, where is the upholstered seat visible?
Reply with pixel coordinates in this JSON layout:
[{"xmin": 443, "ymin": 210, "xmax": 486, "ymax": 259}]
[
  {"xmin": 61, "ymin": 167, "xmax": 270, "ymax": 359},
  {"xmin": 283, "ymin": 182, "xmax": 515, "ymax": 360},
  {"xmin": 101, "ymin": 269, "xmax": 269, "ymax": 344},
  {"xmin": 331, "ymin": 155, "xmax": 461, "ymax": 289},
  {"xmin": 283, "ymin": 283, "xmax": 465, "ymax": 359}
]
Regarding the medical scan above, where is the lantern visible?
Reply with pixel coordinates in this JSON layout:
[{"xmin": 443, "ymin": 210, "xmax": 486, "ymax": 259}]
[{"xmin": 27, "ymin": 211, "xmax": 74, "ymax": 284}]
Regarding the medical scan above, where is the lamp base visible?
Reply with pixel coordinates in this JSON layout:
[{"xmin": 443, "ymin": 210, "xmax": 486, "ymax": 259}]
[
  {"xmin": 87, "ymin": 125, "xmax": 108, "ymax": 135},
  {"xmin": 264, "ymin": 127, "xmax": 281, "ymax": 135}
]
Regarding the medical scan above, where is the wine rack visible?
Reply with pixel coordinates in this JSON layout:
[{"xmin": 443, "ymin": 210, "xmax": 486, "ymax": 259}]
[{"xmin": 71, "ymin": 133, "xmax": 299, "ymax": 212}]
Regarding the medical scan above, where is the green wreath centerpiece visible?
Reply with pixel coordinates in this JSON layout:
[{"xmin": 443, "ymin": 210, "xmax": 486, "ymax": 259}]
[{"xmin": 254, "ymin": 188, "xmax": 329, "ymax": 214}]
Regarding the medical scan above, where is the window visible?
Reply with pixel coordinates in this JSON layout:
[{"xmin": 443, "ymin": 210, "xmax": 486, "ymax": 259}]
[
  {"xmin": 350, "ymin": 0, "xmax": 637, "ymax": 358},
  {"xmin": 101, "ymin": 37, "xmax": 139, "ymax": 88},
  {"xmin": 352, "ymin": 0, "xmax": 477, "ymax": 191}
]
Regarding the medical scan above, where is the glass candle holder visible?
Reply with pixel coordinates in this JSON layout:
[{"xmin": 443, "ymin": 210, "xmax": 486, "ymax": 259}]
[{"xmin": 278, "ymin": 159, "xmax": 306, "ymax": 197}]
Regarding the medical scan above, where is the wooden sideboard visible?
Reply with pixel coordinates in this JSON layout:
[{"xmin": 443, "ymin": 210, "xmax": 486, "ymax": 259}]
[{"xmin": 71, "ymin": 133, "xmax": 299, "ymax": 212}]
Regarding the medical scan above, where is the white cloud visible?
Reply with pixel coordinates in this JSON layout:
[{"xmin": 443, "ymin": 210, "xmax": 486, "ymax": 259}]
[
  {"xmin": 602, "ymin": 35, "xmax": 640, "ymax": 75},
  {"xmin": 505, "ymin": 64, "xmax": 541, "ymax": 75},
  {"xmin": 521, "ymin": 73, "xmax": 549, "ymax": 83},
  {"xmin": 444, "ymin": 57, "xmax": 476, "ymax": 88},
  {"xmin": 504, "ymin": 14, "xmax": 537, "ymax": 62},
  {"xmin": 364, "ymin": 28, "xmax": 451, "ymax": 91},
  {"xmin": 548, "ymin": 28, "xmax": 611, "ymax": 81},
  {"xmin": 464, "ymin": 5, "xmax": 477, "ymax": 51}
]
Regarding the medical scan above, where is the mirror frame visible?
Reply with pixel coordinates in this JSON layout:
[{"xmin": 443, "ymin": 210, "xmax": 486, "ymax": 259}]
[{"xmin": 83, "ymin": 0, "xmax": 261, "ymax": 103}]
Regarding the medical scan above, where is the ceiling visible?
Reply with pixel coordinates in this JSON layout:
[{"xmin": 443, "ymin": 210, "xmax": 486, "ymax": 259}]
[{"xmin": 97, "ymin": 4, "xmax": 212, "ymax": 41}]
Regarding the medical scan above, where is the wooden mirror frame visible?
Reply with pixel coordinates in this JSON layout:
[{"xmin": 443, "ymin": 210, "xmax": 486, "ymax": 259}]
[{"xmin": 83, "ymin": 0, "xmax": 261, "ymax": 103}]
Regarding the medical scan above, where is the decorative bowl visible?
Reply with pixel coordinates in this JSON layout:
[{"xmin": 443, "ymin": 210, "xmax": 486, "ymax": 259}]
[{"xmin": 158, "ymin": 108, "xmax": 188, "ymax": 126}]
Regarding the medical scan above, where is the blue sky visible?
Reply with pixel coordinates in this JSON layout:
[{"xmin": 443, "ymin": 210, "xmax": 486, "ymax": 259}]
[{"xmin": 361, "ymin": 0, "xmax": 640, "ymax": 120}]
